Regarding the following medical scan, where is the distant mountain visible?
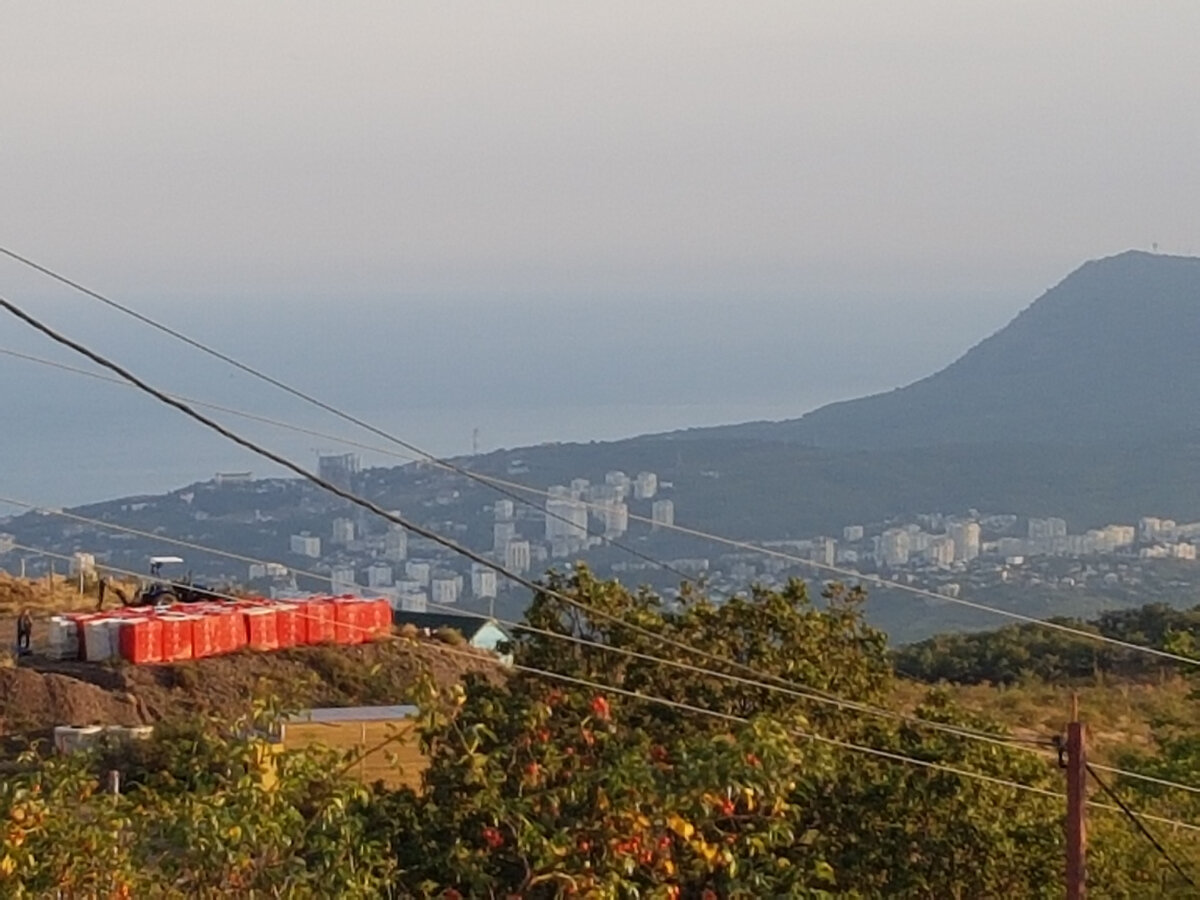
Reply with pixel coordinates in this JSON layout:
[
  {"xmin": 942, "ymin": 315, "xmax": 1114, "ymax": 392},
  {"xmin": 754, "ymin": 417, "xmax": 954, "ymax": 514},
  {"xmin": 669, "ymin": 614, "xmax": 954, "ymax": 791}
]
[{"xmin": 684, "ymin": 251, "xmax": 1200, "ymax": 449}]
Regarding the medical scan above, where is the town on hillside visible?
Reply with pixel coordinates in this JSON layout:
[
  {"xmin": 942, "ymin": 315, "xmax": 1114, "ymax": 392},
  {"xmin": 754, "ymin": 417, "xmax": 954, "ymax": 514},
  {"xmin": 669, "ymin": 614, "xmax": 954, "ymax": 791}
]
[{"xmin": 5, "ymin": 451, "xmax": 1200, "ymax": 642}]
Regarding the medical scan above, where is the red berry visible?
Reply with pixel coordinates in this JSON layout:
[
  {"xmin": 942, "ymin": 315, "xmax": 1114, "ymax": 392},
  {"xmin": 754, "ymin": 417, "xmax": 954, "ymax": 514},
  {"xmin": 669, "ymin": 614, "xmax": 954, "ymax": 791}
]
[
  {"xmin": 721, "ymin": 799, "xmax": 735, "ymax": 816},
  {"xmin": 590, "ymin": 695, "xmax": 611, "ymax": 720}
]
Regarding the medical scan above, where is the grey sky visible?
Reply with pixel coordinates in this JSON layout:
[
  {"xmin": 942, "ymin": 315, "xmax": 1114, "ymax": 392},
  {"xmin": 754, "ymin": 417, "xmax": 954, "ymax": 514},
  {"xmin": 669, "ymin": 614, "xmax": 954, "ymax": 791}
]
[{"xmin": 4, "ymin": 2, "xmax": 1198, "ymax": 306}]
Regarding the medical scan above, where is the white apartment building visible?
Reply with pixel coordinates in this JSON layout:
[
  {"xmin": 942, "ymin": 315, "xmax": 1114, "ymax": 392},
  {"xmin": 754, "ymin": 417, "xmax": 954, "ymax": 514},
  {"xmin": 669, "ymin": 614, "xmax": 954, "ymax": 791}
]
[
  {"xmin": 926, "ymin": 536, "xmax": 955, "ymax": 567},
  {"xmin": 633, "ymin": 471, "xmax": 658, "ymax": 500},
  {"xmin": 842, "ymin": 525, "xmax": 865, "ymax": 543},
  {"xmin": 878, "ymin": 529, "xmax": 910, "ymax": 567},
  {"xmin": 494, "ymin": 499, "xmax": 515, "ymax": 520},
  {"xmin": 471, "ymin": 564, "xmax": 498, "ymax": 599},
  {"xmin": 430, "ymin": 573, "xmax": 461, "ymax": 606},
  {"xmin": 289, "ymin": 533, "xmax": 321, "ymax": 558},
  {"xmin": 598, "ymin": 501, "xmax": 629, "ymax": 538},
  {"xmin": 396, "ymin": 591, "xmax": 428, "ymax": 612},
  {"xmin": 493, "ymin": 520, "xmax": 517, "ymax": 552},
  {"xmin": 1028, "ymin": 517, "xmax": 1068, "ymax": 541},
  {"xmin": 651, "ymin": 499, "xmax": 675, "ymax": 531},
  {"xmin": 812, "ymin": 536, "xmax": 836, "ymax": 567},
  {"xmin": 504, "ymin": 539, "xmax": 532, "ymax": 574},
  {"xmin": 405, "ymin": 561, "xmax": 432, "ymax": 586},
  {"xmin": 946, "ymin": 522, "xmax": 981, "ymax": 562},
  {"xmin": 546, "ymin": 497, "xmax": 589, "ymax": 542},
  {"xmin": 383, "ymin": 526, "xmax": 408, "ymax": 563},
  {"xmin": 330, "ymin": 565, "xmax": 357, "ymax": 594},
  {"xmin": 331, "ymin": 517, "xmax": 355, "ymax": 546},
  {"xmin": 366, "ymin": 563, "xmax": 393, "ymax": 588},
  {"xmin": 605, "ymin": 471, "xmax": 632, "ymax": 498}
]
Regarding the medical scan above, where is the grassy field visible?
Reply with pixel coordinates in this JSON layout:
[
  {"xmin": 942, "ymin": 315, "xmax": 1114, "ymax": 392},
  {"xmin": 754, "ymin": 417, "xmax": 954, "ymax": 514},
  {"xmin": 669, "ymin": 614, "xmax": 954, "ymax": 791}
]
[{"xmin": 891, "ymin": 675, "xmax": 1198, "ymax": 765}]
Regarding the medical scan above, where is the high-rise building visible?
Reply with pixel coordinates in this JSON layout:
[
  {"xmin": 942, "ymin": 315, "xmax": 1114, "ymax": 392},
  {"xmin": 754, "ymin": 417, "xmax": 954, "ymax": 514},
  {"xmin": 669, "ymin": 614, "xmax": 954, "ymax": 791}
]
[
  {"xmin": 651, "ymin": 499, "xmax": 674, "ymax": 531},
  {"xmin": 383, "ymin": 526, "xmax": 408, "ymax": 563},
  {"xmin": 633, "ymin": 472, "xmax": 658, "ymax": 500},
  {"xmin": 430, "ymin": 573, "xmax": 460, "ymax": 606},
  {"xmin": 605, "ymin": 471, "xmax": 631, "ymax": 499},
  {"xmin": 330, "ymin": 565, "xmax": 357, "ymax": 594},
  {"xmin": 546, "ymin": 497, "xmax": 588, "ymax": 542},
  {"xmin": 1028, "ymin": 517, "xmax": 1068, "ymax": 541},
  {"xmin": 947, "ymin": 522, "xmax": 981, "ymax": 562},
  {"xmin": 494, "ymin": 500, "xmax": 515, "ymax": 521},
  {"xmin": 504, "ymin": 540, "xmax": 531, "ymax": 574},
  {"xmin": 366, "ymin": 563, "xmax": 393, "ymax": 588},
  {"xmin": 397, "ymin": 591, "xmax": 427, "ymax": 612},
  {"xmin": 405, "ymin": 561, "xmax": 432, "ymax": 586},
  {"xmin": 317, "ymin": 453, "xmax": 360, "ymax": 490},
  {"xmin": 599, "ymin": 502, "xmax": 629, "ymax": 538},
  {"xmin": 812, "ymin": 536, "xmax": 836, "ymax": 567},
  {"xmin": 493, "ymin": 520, "xmax": 517, "ymax": 553},
  {"xmin": 926, "ymin": 536, "xmax": 955, "ymax": 567},
  {"xmin": 471, "ymin": 564, "xmax": 498, "ymax": 600},
  {"xmin": 331, "ymin": 517, "xmax": 355, "ymax": 546},
  {"xmin": 879, "ymin": 529, "xmax": 910, "ymax": 567},
  {"xmin": 289, "ymin": 533, "xmax": 321, "ymax": 558},
  {"xmin": 842, "ymin": 525, "xmax": 865, "ymax": 543}
]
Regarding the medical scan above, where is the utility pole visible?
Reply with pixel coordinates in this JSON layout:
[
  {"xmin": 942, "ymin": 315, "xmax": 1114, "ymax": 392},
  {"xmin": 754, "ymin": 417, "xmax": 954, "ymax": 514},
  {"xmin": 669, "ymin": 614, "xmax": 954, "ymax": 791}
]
[{"xmin": 1065, "ymin": 693, "xmax": 1087, "ymax": 900}]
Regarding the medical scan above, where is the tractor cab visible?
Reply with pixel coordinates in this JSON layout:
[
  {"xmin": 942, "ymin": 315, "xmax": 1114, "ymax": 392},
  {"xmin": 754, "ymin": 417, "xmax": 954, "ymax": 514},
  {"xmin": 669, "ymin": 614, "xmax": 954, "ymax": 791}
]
[{"xmin": 127, "ymin": 557, "xmax": 219, "ymax": 607}]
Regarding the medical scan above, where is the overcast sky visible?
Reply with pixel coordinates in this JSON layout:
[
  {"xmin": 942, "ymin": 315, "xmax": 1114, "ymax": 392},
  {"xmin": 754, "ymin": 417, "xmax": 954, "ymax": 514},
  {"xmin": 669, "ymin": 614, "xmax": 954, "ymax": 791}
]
[{"xmin": 3, "ymin": 2, "xmax": 1198, "ymax": 307}]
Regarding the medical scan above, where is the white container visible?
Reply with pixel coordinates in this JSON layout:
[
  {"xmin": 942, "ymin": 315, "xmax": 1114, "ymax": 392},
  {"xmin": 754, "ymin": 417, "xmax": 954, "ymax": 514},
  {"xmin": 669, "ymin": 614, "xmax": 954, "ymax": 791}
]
[
  {"xmin": 47, "ymin": 617, "xmax": 79, "ymax": 660},
  {"xmin": 53, "ymin": 725, "xmax": 104, "ymax": 754},
  {"xmin": 105, "ymin": 725, "xmax": 154, "ymax": 743},
  {"xmin": 83, "ymin": 618, "xmax": 118, "ymax": 661}
]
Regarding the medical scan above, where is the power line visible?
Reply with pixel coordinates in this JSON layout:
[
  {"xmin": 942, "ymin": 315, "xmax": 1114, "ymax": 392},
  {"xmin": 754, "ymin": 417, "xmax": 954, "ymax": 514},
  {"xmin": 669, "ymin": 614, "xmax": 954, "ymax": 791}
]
[
  {"xmin": 0, "ymin": 251, "xmax": 693, "ymax": 584},
  {"xmin": 1, "ymin": 515, "xmax": 1053, "ymax": 756},
  {"xmin": 423, "ymin": 639, "xmax": 1200, "ymax": 835},
  {"xmin": 6, "ymin": 301, "xmax": 1200, "ymax": 791},
  {"xmin": 16, "ymin": 516, "xmax": 1200, "ymax": 806},
  {"xmin": 1087, "ymin": 763, "xmax": 1197, "ymax": 887},
  {"xmin": 10, "ymin": 289, "xmax": 1200, "ymax": 816},
  {"xmin": 4, "ymin": 293, "xmax": 974, "ymax": 717},
  {"xmin": 8, "ymin": 546, "xmax": 1199, "ymax": 836},
  {"xmin": 4, "ymin": 336, "xmax": 1196, "ymax": 672}
]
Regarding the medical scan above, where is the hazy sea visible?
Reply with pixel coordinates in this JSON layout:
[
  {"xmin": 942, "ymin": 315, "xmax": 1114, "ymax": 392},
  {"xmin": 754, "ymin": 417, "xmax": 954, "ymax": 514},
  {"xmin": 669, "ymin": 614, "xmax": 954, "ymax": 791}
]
[
  {"xmin": 0, "ymin": 397, "xmax": 819, "ymax": 511},
  {"xmin": 0, "ymin": 287, "xmax": 1017, "ymax": 511}
]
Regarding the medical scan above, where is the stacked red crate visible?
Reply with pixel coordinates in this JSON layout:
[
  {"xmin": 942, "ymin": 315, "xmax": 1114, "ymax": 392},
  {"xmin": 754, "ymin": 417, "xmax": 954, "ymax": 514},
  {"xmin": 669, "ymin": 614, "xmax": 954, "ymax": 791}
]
[
  {"xmin": 118, "ymin": 618, "xmax": 164, "ymax": 664},
  {"xmin": 297, "ymin": 599, "xmax": 336, "ymax": 644},
  {"xmin": 333, "ymin": 598, "xmax": 365, "ymax": 645},
  {"xmin": 274, "ymin": 603, "xmax": 301, "ymax": 648},
  {"xmin": 160, "ymin": 615, "xmax": 195, "ymax": 662},
  {"xmin": 370, "ymin": 598, "xmax": 392, "ymax": 638},
  {"xmin": 191, "ymin": 614, "xmax": 220, "ymax": 659},
  {"xmin": 243, "ymin": 607, "xmax": 279, "ymax": 651}
]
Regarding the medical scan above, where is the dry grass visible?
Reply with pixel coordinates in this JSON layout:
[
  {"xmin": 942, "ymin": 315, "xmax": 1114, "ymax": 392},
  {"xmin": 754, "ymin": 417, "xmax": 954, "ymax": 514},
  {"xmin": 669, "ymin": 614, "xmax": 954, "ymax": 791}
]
[{"xmin": 891, "ymin": 676, "xmax": 1199, "ymax": 764}]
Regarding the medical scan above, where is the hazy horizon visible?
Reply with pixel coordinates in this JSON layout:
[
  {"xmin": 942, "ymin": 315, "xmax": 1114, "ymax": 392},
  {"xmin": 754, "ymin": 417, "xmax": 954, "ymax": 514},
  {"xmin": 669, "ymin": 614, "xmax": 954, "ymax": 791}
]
[{"xmin": 4, "ymin": 3, "xmax": 1200, "ymax": 503}]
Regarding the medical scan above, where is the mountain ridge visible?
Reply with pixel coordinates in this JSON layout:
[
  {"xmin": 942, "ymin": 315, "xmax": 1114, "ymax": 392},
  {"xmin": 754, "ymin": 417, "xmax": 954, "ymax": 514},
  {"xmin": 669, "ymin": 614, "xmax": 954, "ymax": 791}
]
[{"xmin": 672, "ymin": 250, "xmax": 1200, "ymax": 449}]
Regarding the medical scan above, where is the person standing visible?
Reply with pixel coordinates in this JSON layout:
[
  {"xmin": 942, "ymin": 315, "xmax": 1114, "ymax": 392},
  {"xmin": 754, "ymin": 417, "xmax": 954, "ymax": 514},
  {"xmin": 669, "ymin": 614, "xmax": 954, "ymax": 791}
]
[{"xmin": 15, "ymin": 608, "xmax": 32, "ymax": 654}]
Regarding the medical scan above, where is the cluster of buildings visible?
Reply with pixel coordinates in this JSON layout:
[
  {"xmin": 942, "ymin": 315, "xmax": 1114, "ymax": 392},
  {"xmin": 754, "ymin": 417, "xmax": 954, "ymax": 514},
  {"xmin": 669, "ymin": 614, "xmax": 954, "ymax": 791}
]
[{"xmin": 271, "ymin": 461, "xmax": 674, "ymax": 615}]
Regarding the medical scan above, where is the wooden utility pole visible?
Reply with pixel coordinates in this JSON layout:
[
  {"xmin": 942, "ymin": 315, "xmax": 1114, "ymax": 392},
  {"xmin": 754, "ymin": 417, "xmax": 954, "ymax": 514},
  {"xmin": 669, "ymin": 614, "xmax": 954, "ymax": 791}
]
[{"xmin": 1066, "ymin": 693, "xmax": 1087, "ymax": 900}]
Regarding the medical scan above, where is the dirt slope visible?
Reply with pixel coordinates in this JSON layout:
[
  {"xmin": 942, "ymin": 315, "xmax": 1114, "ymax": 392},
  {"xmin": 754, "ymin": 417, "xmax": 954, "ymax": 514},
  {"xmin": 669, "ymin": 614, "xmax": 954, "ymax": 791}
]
[{"xmin": 0, "ymin": 637, "xmax": 497, "ymax": 737}]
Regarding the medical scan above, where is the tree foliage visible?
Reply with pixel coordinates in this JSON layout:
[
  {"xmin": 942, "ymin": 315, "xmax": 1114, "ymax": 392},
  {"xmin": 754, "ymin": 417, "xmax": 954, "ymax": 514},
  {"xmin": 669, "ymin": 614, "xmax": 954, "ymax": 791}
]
[
  {"xmin": 894, "ymin": 603, "xmax": 1200, "ymax": 685},
  {"xmin": 4, "ymin": 573, "xmax": 1200, "ymax": 896}
]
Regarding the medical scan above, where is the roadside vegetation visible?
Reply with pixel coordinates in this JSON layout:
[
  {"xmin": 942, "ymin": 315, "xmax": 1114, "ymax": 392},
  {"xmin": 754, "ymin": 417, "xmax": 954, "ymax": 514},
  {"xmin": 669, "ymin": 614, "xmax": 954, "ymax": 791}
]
[{"xmin": 3, "ymin": 573, "xmax": 1200, "ymax": 896}]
